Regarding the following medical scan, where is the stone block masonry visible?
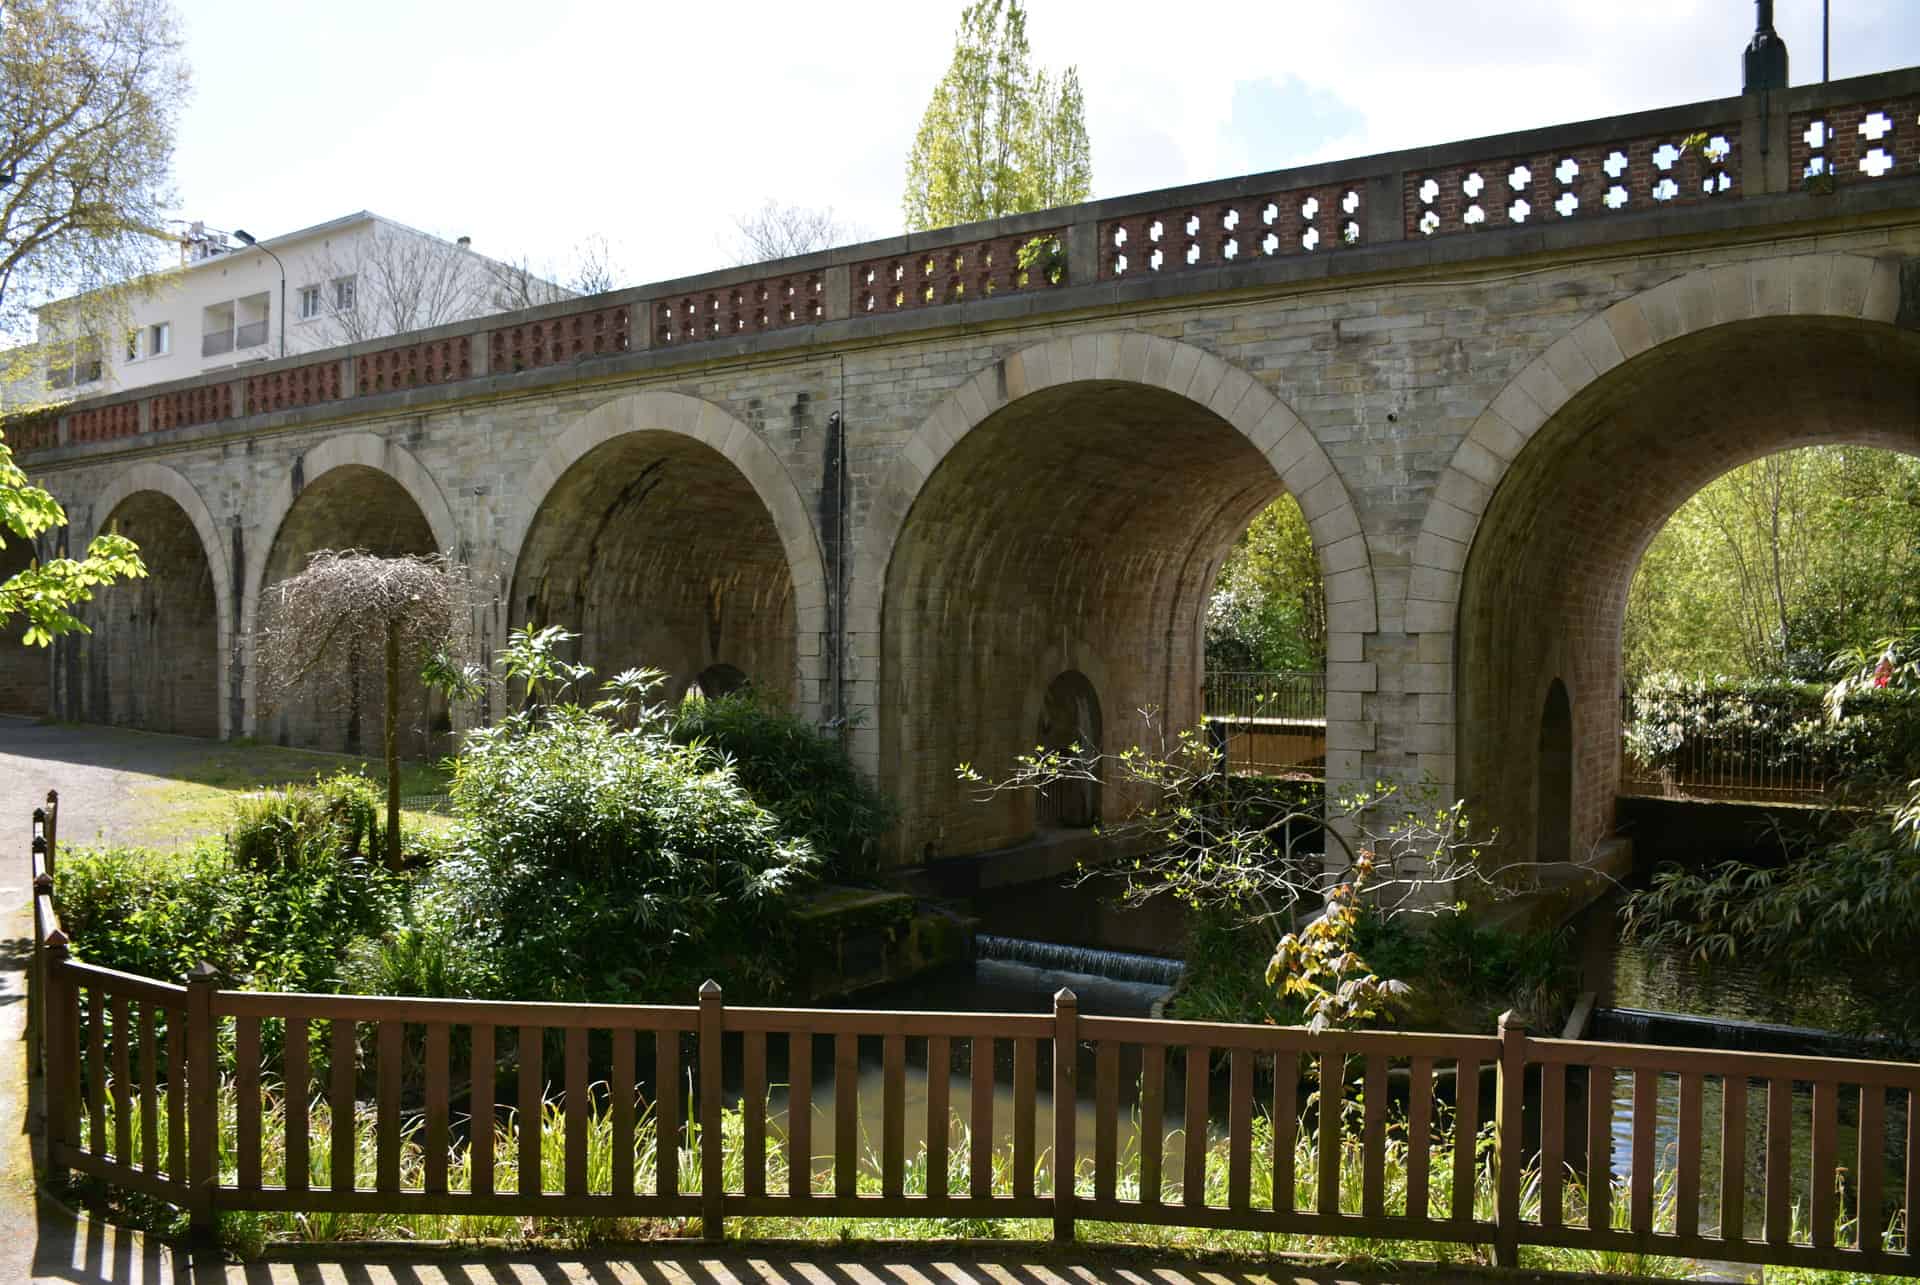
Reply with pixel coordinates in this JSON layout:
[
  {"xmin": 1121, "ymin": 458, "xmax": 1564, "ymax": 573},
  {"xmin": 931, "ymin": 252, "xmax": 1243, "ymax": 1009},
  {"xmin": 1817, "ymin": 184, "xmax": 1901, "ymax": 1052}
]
[{"xmin": 14, "ymin": 67, "xmax": 1920, "ymax": 869}]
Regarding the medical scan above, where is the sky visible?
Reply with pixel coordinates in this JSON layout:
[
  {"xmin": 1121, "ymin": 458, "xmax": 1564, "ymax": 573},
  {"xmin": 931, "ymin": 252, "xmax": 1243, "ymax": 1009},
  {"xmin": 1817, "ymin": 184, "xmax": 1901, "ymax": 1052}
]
[{"xmin": 167, "ymin": 0, "xmax": 1920, "ymax": 289}]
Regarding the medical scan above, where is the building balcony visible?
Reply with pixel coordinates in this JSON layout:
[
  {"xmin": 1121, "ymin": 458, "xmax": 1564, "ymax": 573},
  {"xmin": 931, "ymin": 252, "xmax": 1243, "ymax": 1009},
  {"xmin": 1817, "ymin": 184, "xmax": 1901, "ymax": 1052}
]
[
  {"xmin": 235, "ymin": 320, "xmax": 269, "ymax": 350},
  {"xmin": 202, "ymin": 330, "xmax": 235, "ymax": 358}
]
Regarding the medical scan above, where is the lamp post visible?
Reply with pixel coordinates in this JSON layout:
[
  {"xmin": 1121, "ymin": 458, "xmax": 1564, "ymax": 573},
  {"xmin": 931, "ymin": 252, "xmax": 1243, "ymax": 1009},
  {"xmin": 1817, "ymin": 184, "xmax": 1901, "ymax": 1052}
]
[{"xmin": 232, "ymin": 229, "xmax": 286, "ymax": 359}]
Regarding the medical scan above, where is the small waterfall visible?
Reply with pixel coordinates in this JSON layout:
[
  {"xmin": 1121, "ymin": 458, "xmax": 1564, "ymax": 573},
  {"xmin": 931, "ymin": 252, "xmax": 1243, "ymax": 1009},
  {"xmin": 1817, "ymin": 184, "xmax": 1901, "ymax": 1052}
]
[{"xmin": 975, "ymin": 935, "xmax": 1185, "ymax": 987}]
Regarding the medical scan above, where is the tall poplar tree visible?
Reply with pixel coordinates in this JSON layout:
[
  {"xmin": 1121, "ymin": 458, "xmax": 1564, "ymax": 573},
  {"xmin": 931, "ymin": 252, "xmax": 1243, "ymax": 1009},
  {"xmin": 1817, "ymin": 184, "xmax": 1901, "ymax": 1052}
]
[{"xmin": 902, "ymin": 0, "xmax": 1092, "ymax": 232}]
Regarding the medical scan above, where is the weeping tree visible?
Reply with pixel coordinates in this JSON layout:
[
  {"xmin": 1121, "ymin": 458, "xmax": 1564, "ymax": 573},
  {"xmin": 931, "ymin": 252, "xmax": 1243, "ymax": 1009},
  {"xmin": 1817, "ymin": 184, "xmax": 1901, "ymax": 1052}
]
[{"xmin": 255, "ymin": 550, "xmax": 472, "ymax": 869}]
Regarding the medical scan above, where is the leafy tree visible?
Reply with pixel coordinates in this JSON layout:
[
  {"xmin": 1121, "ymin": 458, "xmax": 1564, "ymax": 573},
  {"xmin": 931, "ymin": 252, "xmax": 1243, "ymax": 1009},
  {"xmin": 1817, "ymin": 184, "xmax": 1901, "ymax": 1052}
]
[
  {"xmin": 0, "ymin": 0, "xmax": 189, "ymax": 350},
  {"xmin": 254, "ymin": 551, "xmax": 472, "ymax": 869},
  {"xmin": 902, "ymin": 0, "xmax": 1091, "ymax": 232},
  {"xmin": 1207, "ymin": 493, "xmax": 1324, "ymax": 672},
  {"xmin": 1624, "ymin": 447, "xmax": 1920, "ymax": 682},
  {"xmin": 0, "ymin": 426, "xmax": 145, "ymax": 644}
]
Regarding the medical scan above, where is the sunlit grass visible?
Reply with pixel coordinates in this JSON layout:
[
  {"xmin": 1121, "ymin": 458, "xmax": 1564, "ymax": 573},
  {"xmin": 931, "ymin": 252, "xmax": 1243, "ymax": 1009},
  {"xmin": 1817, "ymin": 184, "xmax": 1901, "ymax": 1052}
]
[{"xmin": 70, "ymin": 1077, "xmax": 1840, "ymax": 1277}]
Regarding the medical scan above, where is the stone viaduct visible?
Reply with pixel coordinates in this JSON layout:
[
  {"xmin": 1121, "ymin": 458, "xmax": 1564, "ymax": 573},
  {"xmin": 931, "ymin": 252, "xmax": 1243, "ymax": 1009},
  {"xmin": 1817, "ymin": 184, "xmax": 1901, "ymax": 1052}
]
[{"xmin": 8, "ymin": 69, "xmax": 1920, "ymax": 874}]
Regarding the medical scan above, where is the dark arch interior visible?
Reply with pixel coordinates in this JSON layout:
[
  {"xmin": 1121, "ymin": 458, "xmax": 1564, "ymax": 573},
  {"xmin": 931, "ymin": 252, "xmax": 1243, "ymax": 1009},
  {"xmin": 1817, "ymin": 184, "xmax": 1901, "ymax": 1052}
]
[
  {"xmin": 0, "ymin": 536, "xmax": 50, "ymax": 717},
  {"xmin": 86, "ymin": 492, "xmax": 219, "ymax": 737},
  {"xmin": 511, "ymin": 431, "xmax": 797, "ymax": 706},
  {"xmin": 882, "ymin": 380, "xmax": 1294, "ymax": 861},
  {"xmin": 1037, "ymin": 668, "xmax": 1102, "ymax": 829},
  {"xmin": 1536, "ymin": 677, "xmax": 1572, "ymax": 865},
  {"xmin": 259, "ymin": 465, "xmax": 439, "ymax": 755},
  {"xmin": 1458, "ymin": 317, "xmax": 1920, "ymax": 861},
  {"xmin": 693, "ymin": 662, "xmax": 749, "ymax": 699}
]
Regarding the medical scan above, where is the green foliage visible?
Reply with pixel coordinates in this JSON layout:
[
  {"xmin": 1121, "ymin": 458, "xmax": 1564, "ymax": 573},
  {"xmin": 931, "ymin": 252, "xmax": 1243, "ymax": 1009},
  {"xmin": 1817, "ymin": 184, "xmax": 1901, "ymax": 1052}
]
[
  {"xmin": 902, "ymin": 0, "xmax": 1091, "ymax": 232},
  {"xmin": 228, "ymin": 771, "xmax": 386, "ymax": 873},
  {"xmin": 1624, "ymin": 816, "xmax": 1920, "ymax": 985},
  {"xmin": 1267, "ymin": 853, "xmax": 1408, "ymax": 1032},
  {"xmin": 1206, "ymin": 493, "xmax": 1324, "ymax": 671},
  {"xmin": 1357, "ymin": 908, "xmax": 1578, "ymax": 1032},
  {"xmin": 54, "ymin": 837, "xmax": 405, "ymax": 991},
  {"xmin": 1623, "ymin": 672, "xmax": 1920, "ymax": 791},
  {"xmin": 419, "ymin": 626, "xmax": 819, "ymax": 1003},
  {"xmin": 0, "ymin": 428, "xmax": 147, "ymax": 645},
  {"xmin": 670, "ymin": 688, "xmax": 895, "ymax": 882},
  {"xmin": 1169, "ymin": 910, "xmax": 1303, "ymax": 1026},
  {"xmin": 1624, "ymin": 447, "xmax": 1920, "ymax": 683}
]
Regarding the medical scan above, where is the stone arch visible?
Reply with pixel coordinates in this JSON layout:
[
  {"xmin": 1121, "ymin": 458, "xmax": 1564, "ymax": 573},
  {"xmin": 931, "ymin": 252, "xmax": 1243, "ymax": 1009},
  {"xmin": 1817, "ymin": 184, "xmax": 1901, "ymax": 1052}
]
[
  {"xmin": 81, "ymin": 463, "xmax": 234, "ymax": 738},
  {"xmin": 0, "ymin": 533, "xmax": 51, "ymax": 717},
  {"xmin": 1410, "ymin": 254, "xmax": 1902, "ymax": 633},
  {"xmin": 1414, "ymin": 252, "xmax": 1916, "ymax": 859},
  {"xmin": 244, "ymin": 432, "xmax": 458, "ymax": 747},
  {"xmin": 854, "ymin": 331, "xmax": 1377, "ymax": 861},
  {"xmin": 505, "ymin": 390, "xmax": 828, "ymax": 719}
]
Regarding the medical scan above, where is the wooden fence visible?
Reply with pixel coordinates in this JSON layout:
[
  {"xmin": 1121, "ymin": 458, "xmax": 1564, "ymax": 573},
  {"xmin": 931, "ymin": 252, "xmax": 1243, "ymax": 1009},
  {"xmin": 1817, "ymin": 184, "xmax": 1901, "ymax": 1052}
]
[{"xmin": 26, "ymin": 795, "xmax": 1920, "ymax": 1275}]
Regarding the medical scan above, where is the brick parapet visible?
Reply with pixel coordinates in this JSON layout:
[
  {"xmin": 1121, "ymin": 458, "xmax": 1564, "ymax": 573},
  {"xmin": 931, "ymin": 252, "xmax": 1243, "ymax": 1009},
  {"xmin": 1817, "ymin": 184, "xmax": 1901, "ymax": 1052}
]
[{"xmin": 27, "ymin": 69, "xmax": 1920, "ymax": 463}]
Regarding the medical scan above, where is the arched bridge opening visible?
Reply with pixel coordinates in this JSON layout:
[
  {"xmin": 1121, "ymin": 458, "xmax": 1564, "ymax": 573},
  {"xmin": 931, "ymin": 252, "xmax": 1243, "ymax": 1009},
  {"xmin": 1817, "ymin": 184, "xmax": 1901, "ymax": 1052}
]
[
  {"xmin": 1458, "ymin": 315, "xmax": 1920, "ymax": 864},
  {"xmin": 511, "ymin": 431, "xmax": 798, "ymax": 707},
  {"xmin": 0, "ymin": 536, "xmax": 51, "ymax": 718},
  {"xmin": 258, "ymin": 463, "xmax": 441, "ymax": 755},
  {"xmin": 84, "ymin": 491, "xmax": 220, "ymax": 738},
  {"xmin": 882, "ymin": 378, "xmax": 1317, "ymax": 862}
]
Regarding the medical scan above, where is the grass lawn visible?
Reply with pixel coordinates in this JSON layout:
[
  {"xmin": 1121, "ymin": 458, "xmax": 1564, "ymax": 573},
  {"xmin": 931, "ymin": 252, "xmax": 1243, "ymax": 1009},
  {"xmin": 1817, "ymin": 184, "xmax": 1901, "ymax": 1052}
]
[{"xmin": 88, "ymin": 730, "xmax": 453, "ymax": 851}]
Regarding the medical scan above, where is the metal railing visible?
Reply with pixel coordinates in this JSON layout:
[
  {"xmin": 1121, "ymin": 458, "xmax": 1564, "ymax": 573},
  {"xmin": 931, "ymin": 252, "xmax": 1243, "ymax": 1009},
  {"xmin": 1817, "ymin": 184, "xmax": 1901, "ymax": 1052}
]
[
  {"xmin": 27, "ymin": 798, "xmax": 1920, "ymax": 1274},
  {"xmin": 201, "ymin": 330, "xmax": 235, "ymax": 358},
  {"xmin": 1204, "ymin": 671, "xmax": 1327, "ymax": 777},
  {"xmin": 1618, "ymin": 692, "xmax": 1833, "ymax": 803}
]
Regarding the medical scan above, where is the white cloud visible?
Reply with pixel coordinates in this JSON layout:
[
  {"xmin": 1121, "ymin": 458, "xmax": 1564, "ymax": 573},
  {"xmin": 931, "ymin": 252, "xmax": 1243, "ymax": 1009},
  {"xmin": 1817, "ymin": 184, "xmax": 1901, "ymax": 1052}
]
[{"xmin": 169, "ymin": 0, "xmax": 1920, "ymax": 286}]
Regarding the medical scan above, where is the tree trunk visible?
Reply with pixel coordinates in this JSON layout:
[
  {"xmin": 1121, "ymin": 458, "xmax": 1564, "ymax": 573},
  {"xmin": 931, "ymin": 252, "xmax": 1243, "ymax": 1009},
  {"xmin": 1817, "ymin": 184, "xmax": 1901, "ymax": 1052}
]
[{"xmin": 384, "ymin": 618, "xmax": 402, "ymax": 871}]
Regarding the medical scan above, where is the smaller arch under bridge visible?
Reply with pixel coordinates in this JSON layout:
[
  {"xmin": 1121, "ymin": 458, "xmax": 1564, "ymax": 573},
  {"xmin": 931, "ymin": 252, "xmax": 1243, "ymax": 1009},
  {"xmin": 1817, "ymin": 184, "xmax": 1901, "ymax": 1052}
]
[{"xmin": 14, "ymin": 68, "xmax": 1920, "ymax": 873}]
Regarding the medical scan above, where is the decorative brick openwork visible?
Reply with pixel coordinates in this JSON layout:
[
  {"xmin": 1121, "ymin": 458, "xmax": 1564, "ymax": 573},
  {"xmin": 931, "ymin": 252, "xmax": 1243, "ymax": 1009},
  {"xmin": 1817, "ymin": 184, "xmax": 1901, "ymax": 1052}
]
[
  {"xmin": 491, "ymin": 306, "xmax": 632, "ymax": 371},
  {"xmin": 1407, "ymin": 125, "xmax": 1741, "ymax": 238},
  {"xmin": 655, "ymin": 277, "xmax": 821, "ymax": 346},
  {"xmin": 148, "ymin": 384, "xmax": 231, "ymax": 432},
  {"xmin": 1791, "ymin": 97, "xmax": 1919, "ymax": 188},
  {"xmin": 246, "ymin": 361, "xmax": 343, "ymax": 415},
  {"xmin": 1099, "ymin": 192, "xmax": 1359, "ymax": 281},
  {"xmin": 357, "ymin": 337, "xmax": 472, "ymax": 396},
  {"xmin": 854, "ymin": 234, "xmax": 1060, "ymax": 311},
  {"xmin": 66, "ymin": 403, "xmax": 139, "ymax": 445},
  {"xmin": 6, "ymin": 411, "xmax": 59, "ymax": 455}
]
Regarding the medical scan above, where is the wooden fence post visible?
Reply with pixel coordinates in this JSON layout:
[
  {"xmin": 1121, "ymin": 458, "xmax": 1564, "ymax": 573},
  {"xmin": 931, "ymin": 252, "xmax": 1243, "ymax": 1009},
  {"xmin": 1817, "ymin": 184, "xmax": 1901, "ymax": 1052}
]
[
  {"xmin": 43, "ymin": 790, "xmax": 57, "ymax": 877},
  {"xmin": 1494, "ymin": 1010, "xmax": 1528, "ymax": 1267},
  {"xmin": 186, "ymin": 963, "xmax": 219, "ymax": 1241},
  {"xmin": 43, "ymin": 931, "xmax": 74, "ymax": 1187},
  {"xmin": 29, "ymin": 819, "xmax": 46, "ymax": 1060},
  {"xmin": 698, "ymin": 979, "xmax": 724, "ymax": 1241},
  {"xmin": 1053, "ymin": 987, "xmax": 1078, "ymax": 1243}
]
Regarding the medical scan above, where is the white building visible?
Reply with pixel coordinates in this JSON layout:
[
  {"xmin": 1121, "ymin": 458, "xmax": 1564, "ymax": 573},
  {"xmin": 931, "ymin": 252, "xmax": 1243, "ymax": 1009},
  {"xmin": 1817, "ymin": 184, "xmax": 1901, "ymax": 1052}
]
[{"xmin": 9, "ymin": 211, "xmax": 566, "ymax": 407}]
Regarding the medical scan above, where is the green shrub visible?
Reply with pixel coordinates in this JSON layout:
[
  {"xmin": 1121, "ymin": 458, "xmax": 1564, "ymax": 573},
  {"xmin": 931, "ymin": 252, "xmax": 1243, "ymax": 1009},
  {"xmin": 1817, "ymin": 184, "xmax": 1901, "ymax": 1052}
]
[
  {"xmin": 671, "ymin": 690, "xmax": 894, "ymax": 881},
  {"xmin": 55, "ymin": 840, "xmax": 405, "ymax": 992},
  {"xmin": 1624, "ymin": 673, "xmax": 1920, "ymax": 791},
  {"xmin": 426, "ymin": 701, "xmax": 820, "ymax": 1004},
  {"xmin": 229, "ymin": 771, "xmax": 385, "ymax": 872}
]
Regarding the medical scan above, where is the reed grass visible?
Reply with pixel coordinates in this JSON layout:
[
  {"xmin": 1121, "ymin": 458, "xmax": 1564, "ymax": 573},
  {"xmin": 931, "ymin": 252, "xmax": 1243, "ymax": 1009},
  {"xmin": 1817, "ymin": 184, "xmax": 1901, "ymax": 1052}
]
[{"xmin": 62, "ymin": 1076, "xmax": 1782, "ymax": 1277}]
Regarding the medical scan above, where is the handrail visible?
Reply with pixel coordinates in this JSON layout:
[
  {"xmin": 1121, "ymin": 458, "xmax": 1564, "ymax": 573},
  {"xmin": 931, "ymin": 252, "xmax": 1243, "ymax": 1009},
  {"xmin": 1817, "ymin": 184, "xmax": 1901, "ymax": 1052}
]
[{"xmin": 25, "ymin": 801, "xmax": 1920, "ymax": 1275}]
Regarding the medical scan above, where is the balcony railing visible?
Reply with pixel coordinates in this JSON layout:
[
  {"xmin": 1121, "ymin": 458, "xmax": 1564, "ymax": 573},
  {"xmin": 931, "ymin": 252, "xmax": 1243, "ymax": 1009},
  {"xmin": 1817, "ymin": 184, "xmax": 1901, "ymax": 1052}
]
[
  {"xmin": 201, "ymin": 330, "xmax": 234, "ymax": 358},
  {"xmin": 235, "ymin": 320, "xmax": 269, "ymax": 350}
]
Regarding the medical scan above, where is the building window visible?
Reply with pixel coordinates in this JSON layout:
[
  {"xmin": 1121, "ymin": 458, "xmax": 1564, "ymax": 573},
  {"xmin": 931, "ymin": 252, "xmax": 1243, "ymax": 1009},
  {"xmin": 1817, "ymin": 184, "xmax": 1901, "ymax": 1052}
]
[
  {"xmin": 148, "ymin": 322, "xmax": 170, "ymax": 356},
  {"xmin": 332, "ymin": 276, "xmax": 356, "ymax": 312},
  {"xmin": 126, "ymin": 330, "xmax": 139, "ymax": 362},
  {"xmin": 298, "ymin": 285, "xmax": 322, "ymax": 319}
]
